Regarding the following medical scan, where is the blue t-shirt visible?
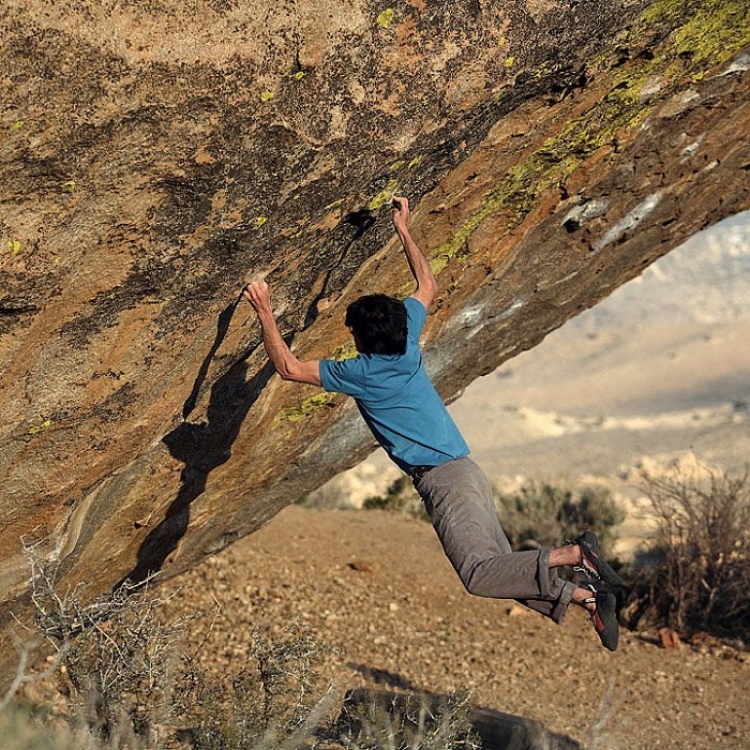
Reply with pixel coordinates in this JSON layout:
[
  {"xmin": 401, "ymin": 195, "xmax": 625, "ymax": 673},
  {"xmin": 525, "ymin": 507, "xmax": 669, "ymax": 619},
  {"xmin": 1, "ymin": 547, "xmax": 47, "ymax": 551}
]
[{"xmin": 319, "ymin": 296, "xmax": 470, "ymax": 473}]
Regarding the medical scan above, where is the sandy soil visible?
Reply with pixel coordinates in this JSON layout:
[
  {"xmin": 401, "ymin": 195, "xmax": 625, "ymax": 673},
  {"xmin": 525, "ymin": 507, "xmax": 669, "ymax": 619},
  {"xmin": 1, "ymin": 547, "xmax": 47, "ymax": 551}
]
[{"xmin": 162, "ymin": 505, "xmax": 750, "ymax": 750}]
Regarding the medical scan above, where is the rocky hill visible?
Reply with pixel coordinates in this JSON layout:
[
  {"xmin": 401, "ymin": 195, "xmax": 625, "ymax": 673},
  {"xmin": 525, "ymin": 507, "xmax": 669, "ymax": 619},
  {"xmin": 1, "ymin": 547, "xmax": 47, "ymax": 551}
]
[{"xmin": 1, "ymin": 0, "xmax": 749, "ymax": 671}]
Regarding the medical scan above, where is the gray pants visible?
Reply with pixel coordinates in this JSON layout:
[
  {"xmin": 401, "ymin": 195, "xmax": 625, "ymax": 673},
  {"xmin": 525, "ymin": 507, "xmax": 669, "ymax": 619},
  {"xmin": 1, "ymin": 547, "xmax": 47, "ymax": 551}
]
[{"xmin": 415, "ymin": 457, "xmax": 576, "ymax": 623}]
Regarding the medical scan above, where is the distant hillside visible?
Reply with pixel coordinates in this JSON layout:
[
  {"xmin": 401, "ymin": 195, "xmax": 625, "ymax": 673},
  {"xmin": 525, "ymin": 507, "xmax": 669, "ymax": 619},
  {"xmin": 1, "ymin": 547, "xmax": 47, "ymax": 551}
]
[{"xmin": 450, "ymin": 213, "xmax": 750, "ymax": 479}]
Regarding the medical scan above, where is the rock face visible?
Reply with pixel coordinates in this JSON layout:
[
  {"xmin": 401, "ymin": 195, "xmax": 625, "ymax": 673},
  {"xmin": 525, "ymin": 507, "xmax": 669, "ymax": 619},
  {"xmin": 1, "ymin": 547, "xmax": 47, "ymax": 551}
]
[{"xmin": 1, "ymin": 0, "xmax": 748, "ymax": 655}]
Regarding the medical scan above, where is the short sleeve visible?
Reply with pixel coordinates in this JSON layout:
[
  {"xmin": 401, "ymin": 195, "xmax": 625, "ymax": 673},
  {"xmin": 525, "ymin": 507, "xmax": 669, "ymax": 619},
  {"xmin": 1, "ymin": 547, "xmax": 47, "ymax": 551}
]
[
  {"xmin": 405, "ymin": 296, "xmax": 427, "ymax": 344},
  {"xmin": 319, "ymin": 356, "xmax": 367, "ymax": 398}
]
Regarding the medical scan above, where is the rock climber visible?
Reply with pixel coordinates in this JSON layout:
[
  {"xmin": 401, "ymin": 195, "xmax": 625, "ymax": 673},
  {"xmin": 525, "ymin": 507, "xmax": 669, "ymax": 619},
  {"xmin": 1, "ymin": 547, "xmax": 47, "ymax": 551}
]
[{"xmin": 242, "ymin": 196, "xmax": 622, "ymax": 650}]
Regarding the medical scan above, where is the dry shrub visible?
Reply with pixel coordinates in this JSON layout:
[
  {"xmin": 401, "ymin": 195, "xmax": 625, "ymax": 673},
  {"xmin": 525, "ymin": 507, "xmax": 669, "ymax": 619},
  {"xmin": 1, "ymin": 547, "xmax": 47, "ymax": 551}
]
[
  {"xmin": 628, "ymin": 466, "xmax": 750, "ymax": 639},
  {"xmin": 335, "ymin": 689, "xmax": 480, "ymax": 750},
  {"xmin": 0, "ymin": 707, "xmax": 81, "ymax": 750},
  {"xmin": 14, "ymin": 546, "xmax": 336, "ymax": 749},
  {"xmin": 363, "ymin": 476, "xmax": 426, "ymax": 518},
  {"xmin": 9, "ymin": 548, "xmax": 481, "ymax": 750},
  {"xmin": 23, "ymin": 546, "xmax": 186, "ymax": 747},
  {"xmin": 494, "ymin": 480, "xmax": 624, "ymax": 555},
  {"xmin": 175, "ymin": 625, "xmax": 335, "ymax": 750}
]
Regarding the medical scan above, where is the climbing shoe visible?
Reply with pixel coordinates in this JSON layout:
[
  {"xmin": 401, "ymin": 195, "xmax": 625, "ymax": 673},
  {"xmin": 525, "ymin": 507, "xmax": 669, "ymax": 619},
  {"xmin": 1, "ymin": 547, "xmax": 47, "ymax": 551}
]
[
  {"xmin": 572, "ymin": 531, "xmax": 623, "ymax": 586},
  {"xmin": 583, "ymin": 585, "xmax": 619, "ymax": 652}
]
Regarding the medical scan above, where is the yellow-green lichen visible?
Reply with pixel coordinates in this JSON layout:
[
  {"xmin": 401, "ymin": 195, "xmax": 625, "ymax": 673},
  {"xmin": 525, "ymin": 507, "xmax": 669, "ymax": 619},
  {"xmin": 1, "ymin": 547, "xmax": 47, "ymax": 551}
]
[
  {"xmin": 611, "ymin": 0, "xmax": 750, "ymax": 83},
  {"xmin": 260, "ymin": 90, "xmax": 275, "ymax": 103},
  {"xmin": 390, "ymin": 156, "xmax": 423, "ymax": 173},
  {"xmin": 330, "ymin": 340, "xmax": 358, "ymax": 361},
  {"xmin": 10, "ymin": 120, "xmax": 24, "ymax": 131},
  {"xmin": 28, "ymin": 418, "xmax": 54, "ymax": 435},
  {"xmin": 325, "ymin": 198, "xmax": 345, "ymax": 210},
  {"xmin": 368, "ymin": 179, "xmax": 399, "ymax": 210},
  {"xmin": 61, "ymin": 179, "xmax": 76, "ymax": 193},
  {"xmin": 661, "ymin": 0, "xmax": 750, "ymax": 80},
  {"xmin": 250, "ymin": 216, "xmax": 268, "ymax": 230},
  {"xmin": 530, "ymin": 61, "xmax": 553, "ymax": 80},
  {"xmin": 427, "ymin": 251, "xmax": 455, "ymax": 280},
  {"xmin": 8, "ymin": 239, "xmax": 21, "ymax": 254},
  {"xmin": 433, "ymin": 89, "xmax": 648, "ymax": 263},
  {"xmin": 277, "ymin": 393, "xmax": 334, "ymax": 422},
  {"xmin": 430, "ymin": 0, "xmax": 748, "ymax": 272},
  {"xmin": 376, "ymin": 8, "xmax": 395, "ymax": 29}
]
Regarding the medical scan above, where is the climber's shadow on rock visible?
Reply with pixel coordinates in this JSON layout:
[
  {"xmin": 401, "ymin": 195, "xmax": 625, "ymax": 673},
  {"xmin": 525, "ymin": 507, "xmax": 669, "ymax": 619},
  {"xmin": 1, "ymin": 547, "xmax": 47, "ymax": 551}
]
[
  {"xmin": 181, "ymin": 298, "xmax": 241, "ymax": 421},
  {"xmin": 303, "ymin": 208, "xmax": 377, "ymax": 329},
  {"xmin": 121, "ymin": 204, "xmax": 380, "ymax": 589},
  {"xmin": 343, "ymin": 208, "xmax": 376, "ymax": 236},
  {"xmin": 119, "ymin": 299, "xmax": 280, "ymax": 588}
]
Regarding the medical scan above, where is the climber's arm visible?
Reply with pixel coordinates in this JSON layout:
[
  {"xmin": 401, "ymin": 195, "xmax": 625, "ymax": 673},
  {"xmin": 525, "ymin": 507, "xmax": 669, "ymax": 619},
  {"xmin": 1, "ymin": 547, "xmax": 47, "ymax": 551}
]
[
  {"xmin": 392, "ymin": 196, "xmax": 438, "ymax": 309},
  {"xmin": 243, "ymin": 280, "xmax": 322, "ymax": 387}
]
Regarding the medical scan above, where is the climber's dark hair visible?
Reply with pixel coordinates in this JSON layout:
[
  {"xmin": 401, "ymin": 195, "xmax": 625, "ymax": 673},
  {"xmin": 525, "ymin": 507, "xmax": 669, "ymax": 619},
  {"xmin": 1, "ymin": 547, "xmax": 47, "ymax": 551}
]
[{"xmin": 345, "ymin": 294, "xmax": 408, "ymax": 355}]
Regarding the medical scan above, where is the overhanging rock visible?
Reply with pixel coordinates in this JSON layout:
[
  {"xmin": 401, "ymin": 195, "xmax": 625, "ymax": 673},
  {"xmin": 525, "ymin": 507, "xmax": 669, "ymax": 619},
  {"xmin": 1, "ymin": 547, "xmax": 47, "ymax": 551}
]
[{"xmin": 1, "ymin": 0, "xmax": 749, "ymax": 666}]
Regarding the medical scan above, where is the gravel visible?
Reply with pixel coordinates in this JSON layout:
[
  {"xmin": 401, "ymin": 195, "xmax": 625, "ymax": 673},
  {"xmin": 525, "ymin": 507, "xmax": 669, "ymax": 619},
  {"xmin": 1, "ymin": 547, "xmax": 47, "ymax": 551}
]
[{"xmin": 163, "ymin": 505, "xmax": 750, "ymax": 750}]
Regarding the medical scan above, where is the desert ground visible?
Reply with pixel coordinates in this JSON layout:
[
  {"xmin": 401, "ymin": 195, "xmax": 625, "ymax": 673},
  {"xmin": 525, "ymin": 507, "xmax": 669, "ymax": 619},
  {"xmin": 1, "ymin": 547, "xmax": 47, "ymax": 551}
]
[{"xmin": 162, "ymin": 505, "xmax": 750, "ymax": 750}]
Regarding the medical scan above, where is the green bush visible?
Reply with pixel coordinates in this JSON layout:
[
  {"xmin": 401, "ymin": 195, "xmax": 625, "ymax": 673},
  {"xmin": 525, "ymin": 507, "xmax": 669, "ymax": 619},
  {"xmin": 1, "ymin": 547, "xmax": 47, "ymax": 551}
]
[
  {"xmin": 493, "ymin": 480, "xmax": 624, "ymax": 555},
  {"xmin": 626, "ymin": 467, "xmax": 750, "ymax": 639},
  {"xmin": 364, "ymin": 476, "xmax": 426, "ymax": 518}
]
